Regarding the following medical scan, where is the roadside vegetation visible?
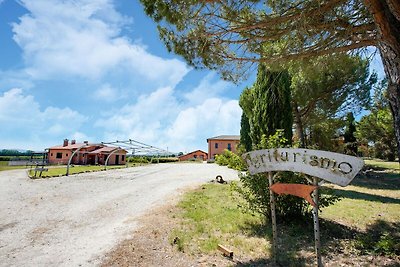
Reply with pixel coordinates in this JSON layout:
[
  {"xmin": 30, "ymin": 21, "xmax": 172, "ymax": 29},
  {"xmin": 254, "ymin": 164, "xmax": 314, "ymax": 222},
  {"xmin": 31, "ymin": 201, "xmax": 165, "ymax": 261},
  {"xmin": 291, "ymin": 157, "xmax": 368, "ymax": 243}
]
[
  {"xmin": 0, "ymin": 154, "xmax": 179, "ymax": 176},
  {"xmin": 27, "ymin": 158, "xmax": 180, "ymax": 178},
  {"xmin": 27, "ymin": 164, "xmax": 138, "ymax": 178},
  {"xmin": 170, "ymin": 169, "xmax": 400, "ymax": 265},
  {"xmin": 127, "ymin": 156, "xmax": 179, "ymax": 164},
  {"xmin": 0, "ymin": 161, "xmax": 29, "ymax": 171}
]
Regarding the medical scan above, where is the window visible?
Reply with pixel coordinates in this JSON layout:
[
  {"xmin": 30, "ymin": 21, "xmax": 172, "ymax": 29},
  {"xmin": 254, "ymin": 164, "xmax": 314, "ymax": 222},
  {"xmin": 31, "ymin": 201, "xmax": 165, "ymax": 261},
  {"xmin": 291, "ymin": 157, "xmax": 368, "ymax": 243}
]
[
  {"xmin": 122, "ymin": 155, "xmax": 125, "ymax": 161},
  {"xmin": 227, "ymin": 143, "xmax": 232, "ymax": 151},
  {"xmin": 66, "ymin": 154, "xmax": 68, "ymax": 157},
  {"xmin": 51, "ymin": 153, "xmax": 53, "ymax": 157},
  {"xmin": 215, "ymin": 143, "xmax": 218, "ymax": 149},
  {"xmin": 56, "ymin": 152, "xmax": 62, "ymax": 159}
]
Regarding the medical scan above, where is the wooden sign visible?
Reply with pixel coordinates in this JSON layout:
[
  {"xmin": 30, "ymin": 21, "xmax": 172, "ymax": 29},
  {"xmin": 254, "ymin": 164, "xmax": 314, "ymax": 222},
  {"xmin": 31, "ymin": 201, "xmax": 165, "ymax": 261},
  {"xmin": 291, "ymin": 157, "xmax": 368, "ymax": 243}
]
[
  {"xmin": 243, "ymin": 148, "xmax": 364, "ymax": 186},
  {"xmin": 270, "ymin": 183, "xmax": 317, "ymax": 206},
  {"xmin": 243, "ymin": 148, "xmax": 365, "ymax": 267}
]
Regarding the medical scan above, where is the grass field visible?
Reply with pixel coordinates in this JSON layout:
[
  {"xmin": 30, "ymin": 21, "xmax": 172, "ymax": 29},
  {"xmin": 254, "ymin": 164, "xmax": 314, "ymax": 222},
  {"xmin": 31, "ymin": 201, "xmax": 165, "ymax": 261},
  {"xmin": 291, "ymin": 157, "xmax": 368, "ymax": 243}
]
[
  {"xmin": 365, "ymin": 159, "xmax": 400, "ymax": 171},
  {"xmin": 28, "ymin": 162, "xmax": 143, "ymax": 178},
  {"xmin": 170, "ymin": 167, "xmax": 400, "ymax": 265},
  {"xmin": 0, "ymin": 161, "xmax": 30, "ymax": 171}
]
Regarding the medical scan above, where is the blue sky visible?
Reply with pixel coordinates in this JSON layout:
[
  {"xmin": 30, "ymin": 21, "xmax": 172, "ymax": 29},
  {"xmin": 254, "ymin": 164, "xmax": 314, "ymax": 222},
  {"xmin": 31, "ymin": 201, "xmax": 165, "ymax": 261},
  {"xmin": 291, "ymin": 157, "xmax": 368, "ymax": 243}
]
[
  {"xmin": 0, "ymin": 0, "xmax": 246, "ymax": 153},
  {"xmin": 0, "ymin": 0, "xmax": 385, "ymax": 153}
]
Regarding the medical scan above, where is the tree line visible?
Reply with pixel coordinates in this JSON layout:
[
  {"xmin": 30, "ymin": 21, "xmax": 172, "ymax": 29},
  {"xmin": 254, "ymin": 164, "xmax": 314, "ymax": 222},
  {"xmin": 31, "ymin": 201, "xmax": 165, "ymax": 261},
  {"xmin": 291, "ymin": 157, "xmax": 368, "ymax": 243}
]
[
  {"xmin": 140, "ymin": 0, "xmax": 400, "ymax": 162},
  {"xmin": 239, "ymin": 57, "xmax": 396, "ymax": 161},
  {"xmin": 0, "ymin": 149, "xmax": 35, "ymax": 157}
]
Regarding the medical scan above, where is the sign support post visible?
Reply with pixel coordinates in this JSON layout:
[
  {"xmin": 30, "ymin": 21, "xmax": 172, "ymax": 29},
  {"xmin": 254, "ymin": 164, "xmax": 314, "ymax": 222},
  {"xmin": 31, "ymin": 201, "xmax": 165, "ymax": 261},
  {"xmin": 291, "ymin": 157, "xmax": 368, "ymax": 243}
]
[
  {"xmin": 267, "ymin": 172, "xmax": 278, "ymax": 264},
  {"xmin": 312, "ymin": 177, "xmax": 323, "ymax": 267},
  {"xmin": 244, "ymin": 148, "xmax": 364, "ymax": 267}
]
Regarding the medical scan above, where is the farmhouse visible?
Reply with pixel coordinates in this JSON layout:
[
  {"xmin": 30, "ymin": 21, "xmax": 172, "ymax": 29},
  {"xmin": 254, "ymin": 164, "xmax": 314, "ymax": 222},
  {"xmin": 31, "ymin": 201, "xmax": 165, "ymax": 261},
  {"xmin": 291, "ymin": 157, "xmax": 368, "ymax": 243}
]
[
  {"xmin": 207, "ymin": 135, "xmax": 240, "ymax": 159},
  {"xmin": 178, "ymin": 150, "xmax": 208, "ymax": 161},
  {"xmin": 47, "ymin": 139, "xmax": 127, "ymax": 165}
]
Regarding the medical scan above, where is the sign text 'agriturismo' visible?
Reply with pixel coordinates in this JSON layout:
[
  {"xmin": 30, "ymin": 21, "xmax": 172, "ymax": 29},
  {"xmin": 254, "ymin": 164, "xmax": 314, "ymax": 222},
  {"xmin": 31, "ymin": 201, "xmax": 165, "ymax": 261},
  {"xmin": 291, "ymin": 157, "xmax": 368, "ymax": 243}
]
[{"xmin": 243, "ymin": 148, "xmax": 364, "ymax": 186}]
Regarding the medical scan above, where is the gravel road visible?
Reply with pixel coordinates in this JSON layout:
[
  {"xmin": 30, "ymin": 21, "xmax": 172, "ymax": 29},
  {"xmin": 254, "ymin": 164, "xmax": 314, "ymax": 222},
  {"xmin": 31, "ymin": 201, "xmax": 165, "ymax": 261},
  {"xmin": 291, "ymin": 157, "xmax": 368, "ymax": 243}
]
[{"xmin": 0, "ymin": 163, "xmax": 239, "ymax": 267}]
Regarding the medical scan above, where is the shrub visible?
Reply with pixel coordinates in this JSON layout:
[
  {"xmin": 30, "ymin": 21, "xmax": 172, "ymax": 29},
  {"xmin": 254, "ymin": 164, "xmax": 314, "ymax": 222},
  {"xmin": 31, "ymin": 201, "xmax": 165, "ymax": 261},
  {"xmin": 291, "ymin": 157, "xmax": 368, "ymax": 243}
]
[
  {"xmin": 215, "ymin": 149, "xmax": 247, "ymax": 171},
  {"xmin": 150, "ymin": 157, "xmax": 179, "ymax": 163},
  {"xmin": 234, "ymin": 130, "xmax": 341, "ymax": 222},
  {"xmin": 127, "ymin": 156, "xmax": 149, "ymax": 164}
]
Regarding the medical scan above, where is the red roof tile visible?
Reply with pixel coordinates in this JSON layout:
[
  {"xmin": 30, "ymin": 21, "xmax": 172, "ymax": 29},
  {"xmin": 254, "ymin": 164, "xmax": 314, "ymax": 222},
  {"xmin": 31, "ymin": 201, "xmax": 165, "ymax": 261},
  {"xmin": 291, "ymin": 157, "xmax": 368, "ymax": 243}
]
[{"xmin": 48, "ymin": 143, "xmax": 97, "ymax": 150}]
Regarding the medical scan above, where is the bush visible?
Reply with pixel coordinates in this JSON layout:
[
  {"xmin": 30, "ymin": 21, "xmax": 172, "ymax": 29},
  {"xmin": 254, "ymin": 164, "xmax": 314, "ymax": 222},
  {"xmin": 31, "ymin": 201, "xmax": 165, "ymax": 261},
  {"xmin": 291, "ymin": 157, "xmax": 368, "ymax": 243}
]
[
  {"xmin": 127, "ymin": 156, "xmax": 149, "ymax": 164},
  {"xmin": 150, "ymin": 157, "xmax": 179, "ymax": 163},
  {"xmin": 215, "ymin": 150, "xmax": 247, "ymax": 171},
  {"xmin": 234, "ymin": 130, "xmax": 341, "ymax": 221},
  {"xmin": 234, "ymin": 172, "xmax": 340, "ymax": 221}
]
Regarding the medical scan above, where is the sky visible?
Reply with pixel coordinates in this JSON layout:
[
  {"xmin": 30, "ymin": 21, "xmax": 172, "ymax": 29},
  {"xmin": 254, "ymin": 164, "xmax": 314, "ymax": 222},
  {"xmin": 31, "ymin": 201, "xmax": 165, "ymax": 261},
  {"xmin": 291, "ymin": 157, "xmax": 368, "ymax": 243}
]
[{"xmin": 0, "ymin": 0, "xmax": 385, "ymax": 153}]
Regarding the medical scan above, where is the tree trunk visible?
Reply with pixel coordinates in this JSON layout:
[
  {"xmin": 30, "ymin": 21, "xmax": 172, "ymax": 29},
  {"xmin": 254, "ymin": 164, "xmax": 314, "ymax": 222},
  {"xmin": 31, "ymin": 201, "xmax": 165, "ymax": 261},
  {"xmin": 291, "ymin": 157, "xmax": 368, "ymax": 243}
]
[
  {"xmin": 293, "ymin": 102, "xmax": 306, "ymax": 147},
  {"xmin": 365, "ymin": 0, "xmax": 400, "ymax": 162}
]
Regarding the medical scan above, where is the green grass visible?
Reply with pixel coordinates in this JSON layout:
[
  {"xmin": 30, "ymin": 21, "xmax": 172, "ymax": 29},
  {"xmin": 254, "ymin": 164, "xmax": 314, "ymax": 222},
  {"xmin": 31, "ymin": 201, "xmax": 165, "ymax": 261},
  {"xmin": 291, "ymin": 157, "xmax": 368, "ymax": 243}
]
[
  {"xmin": 28, "ymin": 163, "xmax": 142, "ymax": 178},
  {"xmin": 170, "ymin": 183, "xmax": 271, "ymax": 257},
  {"xmin": 364, "ymin": 159, "xmax": 400, "ymax": 171},
  {"xmin": 170, "ymin": 170, "xmax": 400, "ymax": 265},
  {"xmin": 321, "ymin": 184, "xmax": 400, "ymax": 229},
  {"xmin": 0, "ymin": 161, "xmax": 30, "ymax": 171}
]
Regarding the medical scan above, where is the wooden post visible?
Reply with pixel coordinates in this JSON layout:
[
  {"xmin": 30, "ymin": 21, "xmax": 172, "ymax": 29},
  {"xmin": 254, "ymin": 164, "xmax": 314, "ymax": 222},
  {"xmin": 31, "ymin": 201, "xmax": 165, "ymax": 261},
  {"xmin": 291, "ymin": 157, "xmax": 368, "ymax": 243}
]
[
  {"xmin": 312, "ymin": 177, "xmax": 323, "ymax": 267},
  {"xmin": 34, "ymin": 163, "xmax": 38, "ymax": 178},
  {"xmin": 217, "ymin": 244, "xmax": 233, "ymax": 258},
  {"xmin": 267, "ymin": 172, "xmax": 278, "ymax": 264}
]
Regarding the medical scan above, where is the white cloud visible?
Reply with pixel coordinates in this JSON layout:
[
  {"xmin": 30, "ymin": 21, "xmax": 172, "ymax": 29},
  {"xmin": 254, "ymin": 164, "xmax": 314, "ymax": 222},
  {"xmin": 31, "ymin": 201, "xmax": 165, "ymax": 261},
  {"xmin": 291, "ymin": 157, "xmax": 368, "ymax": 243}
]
[
  {"xmin": 12, "ymin": 0, "xmax": 189, "ymax": 87},
  {"xmin": 93, "ymin": 84, "xmax": 119, "ymax": 102},
  {"xmin": 183, "ymin": 73, "xmax": 230, "ymax": 105},
  {"xmin": 2, "ymin": 1, "xmax": 242, "ymax": 152},
  {"xmin": 95, "ymin": 86, "xmax": 180, "ymax": 144},
  {"xmin": 166, "ymin": 98, "xmax": 242, "ymax": 151},
  {"xmin": 0, "ymin": 70, "xmax": 34, "ymax": 91},
  {"xmin": 71, "ymin": 131, "xmax": 90, "ymax": 142},
  {"xmin": 0, "ymin": 88, "xmax": 87, "ymax": 150},
  {"xmin": 95, "ymin": 78, "xmax": 242, "ymax": 152}
]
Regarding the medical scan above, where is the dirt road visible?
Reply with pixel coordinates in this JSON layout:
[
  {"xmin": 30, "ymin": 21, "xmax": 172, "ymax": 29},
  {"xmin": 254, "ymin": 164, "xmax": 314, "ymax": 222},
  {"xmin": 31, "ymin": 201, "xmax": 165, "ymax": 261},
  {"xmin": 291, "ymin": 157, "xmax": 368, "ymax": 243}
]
[{"xmin": 0, "ymin": 163, "xmax": 238, "ymax": 266}]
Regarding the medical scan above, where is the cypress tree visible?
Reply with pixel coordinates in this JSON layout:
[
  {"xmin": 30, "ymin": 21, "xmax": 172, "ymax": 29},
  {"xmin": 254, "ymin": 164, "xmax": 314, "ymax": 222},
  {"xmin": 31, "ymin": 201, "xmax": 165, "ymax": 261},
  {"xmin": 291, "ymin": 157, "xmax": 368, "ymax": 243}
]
[
  {"xmin": 240, "ymin": 112, "xmax": 252, "ymax": 152},
  {"xmin": 251, "ymin": 64, "xmax": 293, "ymax": 146}
]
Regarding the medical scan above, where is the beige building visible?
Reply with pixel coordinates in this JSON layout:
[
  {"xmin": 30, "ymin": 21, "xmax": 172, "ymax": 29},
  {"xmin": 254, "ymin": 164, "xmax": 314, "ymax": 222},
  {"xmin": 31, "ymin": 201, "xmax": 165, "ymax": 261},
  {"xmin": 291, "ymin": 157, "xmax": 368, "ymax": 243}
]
[{"xmin": 207, "ymin": 135, "xmax": 240, "ymax": 159}]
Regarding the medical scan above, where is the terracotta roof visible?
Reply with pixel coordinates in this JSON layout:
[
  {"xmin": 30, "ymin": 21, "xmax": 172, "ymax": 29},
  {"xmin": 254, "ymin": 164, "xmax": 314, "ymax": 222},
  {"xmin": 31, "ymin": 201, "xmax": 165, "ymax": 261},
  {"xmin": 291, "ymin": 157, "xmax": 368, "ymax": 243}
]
[
  {"xmin": 48, "ymin": 143, "xmax": 97, "ymax": 150},
  {"xmin": 207, "ymin": 135, "xmax": 240, "ymax": 141},
  {"xmin": 88, "ymin": 147, "xmax": 127, "ymax": 154}
]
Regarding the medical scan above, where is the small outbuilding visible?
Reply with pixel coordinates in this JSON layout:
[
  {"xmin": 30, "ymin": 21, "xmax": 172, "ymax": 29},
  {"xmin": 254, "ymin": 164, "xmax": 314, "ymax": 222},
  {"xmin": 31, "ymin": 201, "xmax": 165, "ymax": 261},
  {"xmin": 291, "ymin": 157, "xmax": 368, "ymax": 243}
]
[{"xmin": 178, "ymin": 150, "xmax": 208, "ymax": 161}]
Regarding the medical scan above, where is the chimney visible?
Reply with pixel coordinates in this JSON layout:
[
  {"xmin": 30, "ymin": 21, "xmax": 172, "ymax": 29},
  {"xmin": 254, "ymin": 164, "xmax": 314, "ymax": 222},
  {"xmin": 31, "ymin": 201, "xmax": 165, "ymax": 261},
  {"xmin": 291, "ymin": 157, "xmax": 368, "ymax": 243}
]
[
  {"xmin": 63, "ymin": 139, "xmax": 69, "ymax": 147},
  {"xmin": 71, "ymin": 140, "xmax": 76, "ymax": 145}
]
